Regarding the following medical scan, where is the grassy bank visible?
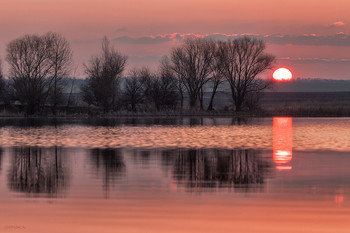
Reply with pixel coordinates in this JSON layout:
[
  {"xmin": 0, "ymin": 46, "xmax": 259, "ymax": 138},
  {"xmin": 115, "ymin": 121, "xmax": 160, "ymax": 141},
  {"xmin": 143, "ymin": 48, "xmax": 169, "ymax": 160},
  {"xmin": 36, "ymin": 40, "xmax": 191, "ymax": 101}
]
[{"xmin": 1, "ymin": 91, "xmax": 350, "ymax": 118}]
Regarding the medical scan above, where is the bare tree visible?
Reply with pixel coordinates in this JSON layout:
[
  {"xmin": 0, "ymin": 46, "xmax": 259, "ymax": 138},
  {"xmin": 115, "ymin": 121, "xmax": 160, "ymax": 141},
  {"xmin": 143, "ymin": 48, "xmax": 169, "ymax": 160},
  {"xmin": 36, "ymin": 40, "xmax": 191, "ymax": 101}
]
[
  {"xmin": 6, "ymin": 34, "xmax": 53, "ymax": 114},
  {"xmin": 5, "ymin": 32, "xmax": 73, "ymax": 115},
  {"xmin": 161, "ymin": 56, "xmax": 184, "ymax": 108},
  {"xmin": 123, "ymin": 67, "xmax": 149, "ymax": 112},
  {"xmin": 170, "ymin": 38, "xmax": 216, "ymax": 109},
  {"xmin": 207, "ymin": 49, "xmax": 225, "ymax": 111},
  {"xmin": 243, "ymin": 83, "xmax": 265, "ymax": 111},
  {"xmin": 143, "ymin": 63, "xmax": 179, "ymax": 111},
  {"xmin": 217, "ymin": 37, "xmax": 274, "ymax": 112},
  {"xmin": 82, "ymin": 38, "xmax": 127, "ymax": 113},
  {"xmin": 0, "ymin": 59, "xmax": 4, "ymax": 101},
  {"xmin": 46, "ymin": 32, "xmax": 73, "ymax": 115},
  {"xmin": 81, "ymin": 82, "xmax": 95, "ymax": 106}
]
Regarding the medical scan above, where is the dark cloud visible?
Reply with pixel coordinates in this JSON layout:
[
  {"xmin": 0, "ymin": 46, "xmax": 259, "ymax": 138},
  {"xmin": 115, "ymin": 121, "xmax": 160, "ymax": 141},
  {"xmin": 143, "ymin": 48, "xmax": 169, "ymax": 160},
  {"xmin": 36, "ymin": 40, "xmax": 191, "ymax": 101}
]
[
  {"xmin": 113, "ymin": 33, "xmax": 201, "ymax": 44},
  {"xmin": 116, "ymin": 26, "xmax": 127, "ymax": 33},
  {"xmin": 277, "ymin": 57, "xmax": 350, "ymax": 64},
  {"xmin": 70, "ymin": 38, "xmax": 102, "ymax": 44},
  {"xmin": 128, "ymin": 55, "xmax": 162, "ymax": 63},
  {"xmin": 263, "ymin": 34, "xmax": 350, "ymax": 46},
  {"xmin": 113, "ymin": 35, "xmax": 172, "ymax": 44}
]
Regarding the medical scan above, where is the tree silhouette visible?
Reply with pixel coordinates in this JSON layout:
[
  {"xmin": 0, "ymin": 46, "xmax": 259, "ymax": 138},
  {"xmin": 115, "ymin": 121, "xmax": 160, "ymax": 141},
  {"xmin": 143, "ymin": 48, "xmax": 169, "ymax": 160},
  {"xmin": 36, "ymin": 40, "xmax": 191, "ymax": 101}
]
[
  {"xmin": 0, "ymin": 59, "xmax": 4, "ymax": 101},
  {"xmin": 82, "ymin": 38, "xmax": 127, "ymax": 113},
  {"xmin": 217, "ymin": 36, "xmax": 274, "ymax": 112},
  {"xmin": 144, "ymin": 65, "xmax": 179, "ymax": 111},
  {"xmin": 46, "ymin": 32, "xmax": 73, "ymax": 115},
  {"xmin": 123, "ymin": 67, "xmax": 149, "ymax": 111},
  {"xmin": 170, "ymin": 38, "xmax": 216, "ymax": 109},
  {"xmin": 207, "ymin": 51, "xmax": 225, "ymax": 111},
  {"xmin": 6, "ymin": 32, "xmax": 72, "ymax": 114},
  {"xmin": 160, "ymin": 56, "xmax": 184, "ymax": 108}
]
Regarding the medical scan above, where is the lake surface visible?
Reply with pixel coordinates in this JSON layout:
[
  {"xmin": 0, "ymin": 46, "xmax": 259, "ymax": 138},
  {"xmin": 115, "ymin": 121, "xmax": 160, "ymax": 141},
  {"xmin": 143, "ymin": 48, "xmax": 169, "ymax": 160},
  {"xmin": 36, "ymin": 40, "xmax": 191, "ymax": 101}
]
[{"xmin": 0, "ymin": 117, "xmax": 349, "ymax": 233}]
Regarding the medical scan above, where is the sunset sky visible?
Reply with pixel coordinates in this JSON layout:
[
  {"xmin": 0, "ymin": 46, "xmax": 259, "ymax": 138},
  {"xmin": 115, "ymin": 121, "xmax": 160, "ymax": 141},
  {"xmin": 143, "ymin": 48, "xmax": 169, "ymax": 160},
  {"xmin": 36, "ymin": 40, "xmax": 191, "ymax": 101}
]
[{"xmin": 1, "ymin": 0, "xmax": 350, "ymax": 79}]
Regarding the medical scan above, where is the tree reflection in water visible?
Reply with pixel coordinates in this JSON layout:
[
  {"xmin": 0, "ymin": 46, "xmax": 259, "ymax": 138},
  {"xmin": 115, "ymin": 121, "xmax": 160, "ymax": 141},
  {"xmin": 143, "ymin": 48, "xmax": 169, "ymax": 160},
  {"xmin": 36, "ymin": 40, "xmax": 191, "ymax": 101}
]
[
  {"xmin": 6, "ymin": 146, "xmax": 269, "ymax": 196},
  {"xmin": 163, "ymin": 148, "xmax": 270, "ymax": 192},
  {"xmin": 7, "ymin": 146, "xmax": 70, "ymax": 197},
  {"xmin": 89, "ymin": 148, "xmax": 125, "ymax": 197}
]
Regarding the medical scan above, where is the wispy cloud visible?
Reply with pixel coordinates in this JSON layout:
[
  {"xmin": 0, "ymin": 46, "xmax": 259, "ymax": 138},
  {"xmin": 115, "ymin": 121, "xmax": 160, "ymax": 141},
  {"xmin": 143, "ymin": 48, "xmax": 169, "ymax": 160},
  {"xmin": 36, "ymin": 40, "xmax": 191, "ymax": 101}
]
[
  {"xmin": 112, "ymin": 32, "xmax": 350, "ymax": 47},
  {"xmin": 329, "ymin": 21, "xmax": 346, "ymax": 27}
]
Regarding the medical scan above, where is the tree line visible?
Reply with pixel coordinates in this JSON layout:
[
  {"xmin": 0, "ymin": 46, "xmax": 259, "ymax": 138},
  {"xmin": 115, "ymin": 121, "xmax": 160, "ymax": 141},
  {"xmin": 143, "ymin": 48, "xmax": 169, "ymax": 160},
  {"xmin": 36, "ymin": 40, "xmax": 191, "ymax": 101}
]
[{"xmin": 0, "ymin": 32, "xmax": 275, "ymax": 115}]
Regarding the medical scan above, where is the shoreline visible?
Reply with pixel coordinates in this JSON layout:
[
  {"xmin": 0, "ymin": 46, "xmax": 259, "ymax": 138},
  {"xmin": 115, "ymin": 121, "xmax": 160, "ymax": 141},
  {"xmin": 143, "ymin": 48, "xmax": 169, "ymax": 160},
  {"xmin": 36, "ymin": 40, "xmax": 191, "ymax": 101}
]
[{"xmin": 1, "ymin": 108, "xmax": 350, "ymax": 119}]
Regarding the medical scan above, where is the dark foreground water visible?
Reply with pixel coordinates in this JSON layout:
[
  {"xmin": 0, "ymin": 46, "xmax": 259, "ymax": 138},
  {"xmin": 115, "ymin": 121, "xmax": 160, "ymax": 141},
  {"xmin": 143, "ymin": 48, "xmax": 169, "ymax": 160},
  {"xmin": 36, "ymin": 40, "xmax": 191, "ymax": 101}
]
[{"xmin": 0, "ymin": 117, "xmax": 349, "ymax": 233}]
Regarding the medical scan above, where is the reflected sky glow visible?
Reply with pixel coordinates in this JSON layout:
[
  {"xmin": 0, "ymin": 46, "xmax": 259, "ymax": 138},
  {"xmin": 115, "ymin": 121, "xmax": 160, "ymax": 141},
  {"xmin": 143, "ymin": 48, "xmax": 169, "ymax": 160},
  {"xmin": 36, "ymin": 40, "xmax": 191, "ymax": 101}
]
[{"xmin": 1, "ymin": 118, "xmax": 350, "ymax": 232}]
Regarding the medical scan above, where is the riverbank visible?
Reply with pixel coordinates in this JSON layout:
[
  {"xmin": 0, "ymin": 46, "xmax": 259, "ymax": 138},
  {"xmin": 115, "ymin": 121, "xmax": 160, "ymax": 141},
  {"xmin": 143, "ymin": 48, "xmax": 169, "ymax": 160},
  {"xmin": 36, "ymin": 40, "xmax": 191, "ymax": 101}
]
[{"xmin": 1, "ymin": 106, "xmax": 350, "ymax": 121}]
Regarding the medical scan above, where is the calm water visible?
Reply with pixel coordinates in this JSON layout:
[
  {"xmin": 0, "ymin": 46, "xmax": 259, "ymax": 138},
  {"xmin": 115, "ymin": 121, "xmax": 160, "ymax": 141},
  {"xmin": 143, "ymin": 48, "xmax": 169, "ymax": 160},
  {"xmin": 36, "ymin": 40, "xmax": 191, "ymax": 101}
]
[{"xmin": 0, "ymin": 117, "xmax": 349, "ymax": 233}]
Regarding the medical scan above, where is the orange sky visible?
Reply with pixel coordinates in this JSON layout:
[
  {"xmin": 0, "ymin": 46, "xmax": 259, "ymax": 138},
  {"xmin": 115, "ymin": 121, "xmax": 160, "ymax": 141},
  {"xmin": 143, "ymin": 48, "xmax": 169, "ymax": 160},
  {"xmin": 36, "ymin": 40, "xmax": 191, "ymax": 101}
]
[{"xmin": 1, "ymin": 0, "xmax": 350, "ymax": 78}]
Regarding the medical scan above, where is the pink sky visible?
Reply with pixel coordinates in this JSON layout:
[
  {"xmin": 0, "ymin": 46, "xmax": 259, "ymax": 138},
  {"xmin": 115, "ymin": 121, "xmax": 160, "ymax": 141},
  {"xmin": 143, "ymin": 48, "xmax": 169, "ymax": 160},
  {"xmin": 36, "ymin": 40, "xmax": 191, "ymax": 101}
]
[{"xmin": 1, "ymin": 0, "xmax": 350, "ymax": 79}]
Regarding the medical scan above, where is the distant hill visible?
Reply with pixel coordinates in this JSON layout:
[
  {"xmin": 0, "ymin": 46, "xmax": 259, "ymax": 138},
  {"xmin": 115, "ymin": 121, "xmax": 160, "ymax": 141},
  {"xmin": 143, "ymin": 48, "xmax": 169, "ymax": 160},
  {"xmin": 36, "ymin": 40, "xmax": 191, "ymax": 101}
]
[
  {"xmin": 261, "ymin": 92, "xmax": 350, "ymax": 109},
  {"xmin": 268, "ymin": 79, "xmax": 350, "ymax": 92},
  {"xmin": 62, "ymin": 78, "xmax": 85, "ymax": 93},
  {"xmin": 64, "ymin": 78, "xmax": 350, "ymax": 94},
  {"xmin": 205, "ymin": 79, "xmax": 350, "ymax": 93}
]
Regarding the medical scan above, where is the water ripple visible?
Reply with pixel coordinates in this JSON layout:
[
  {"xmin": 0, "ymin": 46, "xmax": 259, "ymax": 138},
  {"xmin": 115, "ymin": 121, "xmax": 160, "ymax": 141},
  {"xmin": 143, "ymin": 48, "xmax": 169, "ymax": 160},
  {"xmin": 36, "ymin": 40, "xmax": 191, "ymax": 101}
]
[{"xmin": 0, "ymin": 118, "xmax": 349, "ymax": 151}]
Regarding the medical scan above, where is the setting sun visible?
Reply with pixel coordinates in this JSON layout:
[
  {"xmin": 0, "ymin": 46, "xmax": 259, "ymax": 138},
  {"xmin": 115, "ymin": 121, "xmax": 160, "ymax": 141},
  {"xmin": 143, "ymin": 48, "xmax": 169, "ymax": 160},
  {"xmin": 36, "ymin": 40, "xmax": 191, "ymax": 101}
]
[{"xmin": 273, "ymin": 68, "xmax": 293, "ymax": 81}]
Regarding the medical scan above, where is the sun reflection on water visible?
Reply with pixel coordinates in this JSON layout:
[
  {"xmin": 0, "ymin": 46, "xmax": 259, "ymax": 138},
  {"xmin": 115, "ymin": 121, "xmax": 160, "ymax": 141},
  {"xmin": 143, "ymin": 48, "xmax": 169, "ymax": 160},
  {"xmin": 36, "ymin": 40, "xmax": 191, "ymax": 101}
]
[{"xmin": 273, "ymin": 117, "xmax": 293, "ymax": 171}]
